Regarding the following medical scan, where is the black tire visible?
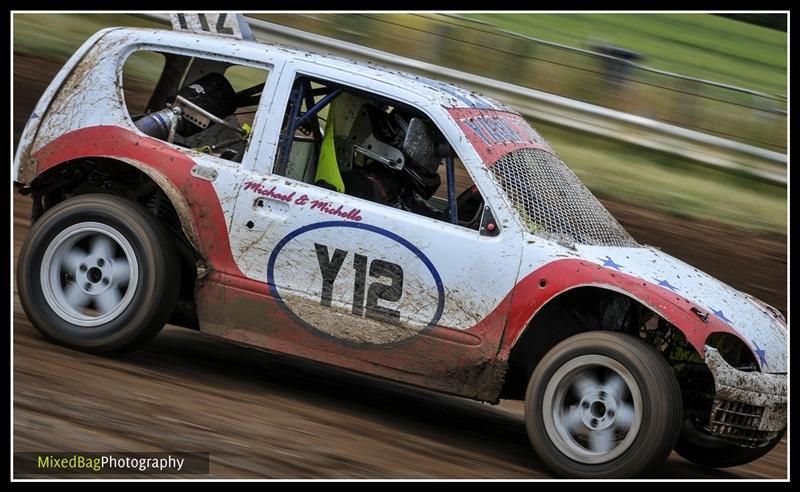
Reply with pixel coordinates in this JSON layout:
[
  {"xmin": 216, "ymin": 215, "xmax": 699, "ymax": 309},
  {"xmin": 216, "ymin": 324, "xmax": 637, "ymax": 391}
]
[
  {"xmin": 17, "ymin": 193, "xmax": 180, "ymax": 354},
  {"xmin": 525, "ymin": 331, "xmax": 683, "ymax": 478},
  {"xmin": 674, "ymin": 419, "xmax": 784, "ymax": 468}
]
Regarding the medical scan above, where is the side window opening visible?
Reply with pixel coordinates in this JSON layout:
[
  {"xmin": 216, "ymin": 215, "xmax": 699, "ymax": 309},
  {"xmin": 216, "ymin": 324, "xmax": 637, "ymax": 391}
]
[
  {"xmin": 122, "ymin": 50, "xmax": 268, "ymax": 164},
  {"xmin": 122, "ymin": 51, "xmax": 166, "ymax": 117},
  {"xmin": 431, "ymin": 156, "xmax": 487, "ymax": 232},
  {"xmin": 274, "ymin": 76, "xmax": 491, "ymax": 232}
]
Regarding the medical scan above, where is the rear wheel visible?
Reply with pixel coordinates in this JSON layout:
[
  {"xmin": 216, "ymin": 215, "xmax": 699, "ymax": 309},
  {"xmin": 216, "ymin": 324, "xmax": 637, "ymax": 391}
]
[
  {"xmin": 525, "ymin": 331, "xmax": 683, "ymax": 478},
  {"xmin": 674, "ymin": 419, "xmax": 784, "ymax": 468},
  {"xmin": 17, "ymin": 193, "xmax": 179, "ymax": 353}
]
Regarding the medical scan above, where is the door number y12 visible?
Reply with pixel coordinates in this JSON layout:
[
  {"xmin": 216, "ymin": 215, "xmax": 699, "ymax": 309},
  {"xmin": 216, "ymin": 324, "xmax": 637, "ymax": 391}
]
[{"xmin": 315, "ymin": 243, "xmax": 403, "ymax": 324}]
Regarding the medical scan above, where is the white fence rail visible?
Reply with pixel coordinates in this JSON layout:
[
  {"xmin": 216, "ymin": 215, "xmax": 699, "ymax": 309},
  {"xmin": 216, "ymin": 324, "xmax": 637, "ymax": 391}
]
[{"xmin": 140, "ymin": 14, "xmax": 788, "ymax": 185}]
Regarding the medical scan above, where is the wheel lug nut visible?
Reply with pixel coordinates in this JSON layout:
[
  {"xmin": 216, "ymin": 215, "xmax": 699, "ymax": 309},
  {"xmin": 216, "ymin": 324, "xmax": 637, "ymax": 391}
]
[
  {"xmin": 80, "ymin": 264, "xmax": 87, "ymax": 272},
  {"xmin": 590, "ymin": 418, "xmax": 598, "ymax": 428},
  {"xmin": 98, "ymin": 258, "xmax": 105, "ymax": 266},
  {"xmin": 85, "ymin": 283, "xmax": 92, "ymax": 290},
  {"xmin": 102, "ymin": 278, "xmax": 110, "ymax": 285},
  {"xmin": 582, "ymin": 401, "xmax": 590, "ymax": 409},
  {"xmin": 608, "ymin": 410, "xmax": 615, "ymax": 417},
  {"xmin": 599, "ymin": 391, "xmax": 606, "ymax": 399}
]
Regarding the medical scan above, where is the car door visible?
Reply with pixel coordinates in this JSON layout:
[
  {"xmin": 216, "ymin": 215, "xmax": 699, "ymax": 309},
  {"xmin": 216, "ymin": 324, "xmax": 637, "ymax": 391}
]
[
  {"xmin": 113, "ymin": 44, "xmax": 285, "ymax": 335},
  {"xmin": 221, "ymin": 61, "xmax": 524, "ymax": 390}
]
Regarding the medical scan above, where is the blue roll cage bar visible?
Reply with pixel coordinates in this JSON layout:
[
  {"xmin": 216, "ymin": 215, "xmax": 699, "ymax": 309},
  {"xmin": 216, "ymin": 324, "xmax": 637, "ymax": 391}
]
[{"xmin": 275, "ymin": 76, "xmax": 459, "ymax": 225}]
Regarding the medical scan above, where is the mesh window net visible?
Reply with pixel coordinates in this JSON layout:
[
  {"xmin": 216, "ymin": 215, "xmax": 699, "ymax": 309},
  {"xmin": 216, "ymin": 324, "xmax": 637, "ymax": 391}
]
[{"xmin": 489, "ymin": 148, "xmax": 638, "ymax": 247}]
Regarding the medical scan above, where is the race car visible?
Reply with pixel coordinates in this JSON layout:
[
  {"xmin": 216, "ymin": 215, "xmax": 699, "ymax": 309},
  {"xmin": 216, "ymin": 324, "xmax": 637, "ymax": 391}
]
[{"xmin": 13, "ymin": 14, "xmax": 787, "ymax": 478}]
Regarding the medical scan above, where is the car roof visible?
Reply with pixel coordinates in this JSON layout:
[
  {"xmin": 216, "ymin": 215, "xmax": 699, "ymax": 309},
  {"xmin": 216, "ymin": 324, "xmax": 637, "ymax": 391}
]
[{"xmin": 105, "ymin": 27, "xmax": 517, "ymax": 113}]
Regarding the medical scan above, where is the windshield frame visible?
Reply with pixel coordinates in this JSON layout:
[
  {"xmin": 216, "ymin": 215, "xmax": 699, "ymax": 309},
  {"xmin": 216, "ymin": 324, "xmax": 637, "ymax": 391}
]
[{"xmin": 448, "ymin": 108, "xmax": 638, "ymax": 247}]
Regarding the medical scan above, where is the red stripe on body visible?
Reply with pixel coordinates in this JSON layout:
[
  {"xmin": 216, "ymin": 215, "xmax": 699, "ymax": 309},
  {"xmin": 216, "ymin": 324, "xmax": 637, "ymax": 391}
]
[
  {"xmin": 496, "ymin": 258, "xmax": 742, "ymax": 360},
  {"xmin": 28, "ymin": 126, "xmax": 746, "ymax": 370},
  {"xmin": 31, "ymin": 125, "xmax": 243, "ymax": 277}
]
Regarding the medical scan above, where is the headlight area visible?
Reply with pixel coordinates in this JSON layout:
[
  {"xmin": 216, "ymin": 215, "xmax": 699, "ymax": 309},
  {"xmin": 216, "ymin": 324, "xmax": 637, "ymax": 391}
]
[
  {"xmin": 670, "ymin": 332, "xmax": 786, "ymax": 449},
  {"xmin": 706, "ymin": 332, "xmax": 760, "ymax": 372},
  {"xmin": 702, "ymin": 345, "xmax": 787, "ymax": 448}
]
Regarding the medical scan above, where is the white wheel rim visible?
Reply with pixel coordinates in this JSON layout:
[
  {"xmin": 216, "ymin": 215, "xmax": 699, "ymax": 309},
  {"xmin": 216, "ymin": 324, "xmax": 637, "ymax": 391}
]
[
  {"xmin": 40, "ymin": 222, "xmax": 139, "ymax": 327},
  {"xmin": 542, "ymin": 354, "xmax": 644, "ymax": 464}
]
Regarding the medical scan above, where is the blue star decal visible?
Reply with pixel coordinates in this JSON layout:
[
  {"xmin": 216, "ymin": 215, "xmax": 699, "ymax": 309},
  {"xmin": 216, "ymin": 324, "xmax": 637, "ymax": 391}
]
[
  {"xmin": 753, "ymin": 342, "xmax": 768, "ymax": 369},
  {"xmin": 712, "ymin": 309, "xmax": 732, "ymax": 324},
  {"xmin": 599, "ymin": 256, "xmax": 623, "ymax": 271},
  {"xmin": 654, "ymin": 278, "xmax": 678, "ymax": 291}
]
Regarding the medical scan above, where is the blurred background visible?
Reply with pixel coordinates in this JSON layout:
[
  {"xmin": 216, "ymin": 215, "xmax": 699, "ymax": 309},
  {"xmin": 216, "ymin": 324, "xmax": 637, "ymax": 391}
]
[
  {"xmin": 13, "ymin": 12, "xmax": 787, "ymax": 313},
  {"xmin": 12, "ymin": 13, "xmax": 787, "ymax": 478}
]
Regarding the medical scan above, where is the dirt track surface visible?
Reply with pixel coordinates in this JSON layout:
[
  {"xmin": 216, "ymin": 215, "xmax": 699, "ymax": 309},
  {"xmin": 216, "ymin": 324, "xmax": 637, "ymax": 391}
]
[{"xmin": 12, "ymin": 194, "xmax": 787, "ymax": 478}]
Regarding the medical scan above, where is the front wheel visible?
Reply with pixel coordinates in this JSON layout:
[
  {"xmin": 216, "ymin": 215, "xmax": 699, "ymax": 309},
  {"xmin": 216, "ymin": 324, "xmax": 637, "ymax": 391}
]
[
  {"xmin": 525, "ymin": 331, "xmax": 683, "ymax": 478},
  {"xmin": 17, "ymin": 193, "xmax": 180, "ymax": 353}
]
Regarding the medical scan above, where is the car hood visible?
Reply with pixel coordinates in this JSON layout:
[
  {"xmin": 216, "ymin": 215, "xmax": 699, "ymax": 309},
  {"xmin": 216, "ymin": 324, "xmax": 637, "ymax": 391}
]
[{"xmin": 574, "ymin": 244, "xmax": 787, "ymax": 373}]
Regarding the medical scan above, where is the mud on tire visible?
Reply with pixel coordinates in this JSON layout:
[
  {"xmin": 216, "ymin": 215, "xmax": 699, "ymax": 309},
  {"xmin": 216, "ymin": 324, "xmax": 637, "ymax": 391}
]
[{"xmin": 16, "ymin": 193, "xmax": 180, "ymax": 353}]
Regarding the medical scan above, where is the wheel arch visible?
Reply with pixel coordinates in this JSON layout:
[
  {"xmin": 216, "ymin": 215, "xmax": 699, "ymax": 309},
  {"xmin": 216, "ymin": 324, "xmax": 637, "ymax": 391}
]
[
  {"xmin": 24, "ymin": 156, "xmax": 205, "ymax": 330},
  {"xmin": 499, "ymin": 284, "xmax": 706, "ymax": 400},
  {"xmin": 28, "ymin": 156, "xmax": 201, "ymax": 252}
]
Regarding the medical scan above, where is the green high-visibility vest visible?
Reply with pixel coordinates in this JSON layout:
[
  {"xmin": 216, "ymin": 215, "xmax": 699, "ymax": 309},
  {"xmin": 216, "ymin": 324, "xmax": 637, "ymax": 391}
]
[{"xmin": 315, "ymin": 105, "xmax": 345, "ymax": 193}]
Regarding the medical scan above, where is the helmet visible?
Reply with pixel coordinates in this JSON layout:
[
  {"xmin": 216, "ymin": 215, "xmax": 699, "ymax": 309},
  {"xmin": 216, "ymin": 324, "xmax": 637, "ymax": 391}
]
[
  {"xmin": 174, "ymin": 73, "xmax": 238, "ymax": 137},
  {"xmin": 375, "ymin": 109, "xmax": 441, "ymax": 199}
]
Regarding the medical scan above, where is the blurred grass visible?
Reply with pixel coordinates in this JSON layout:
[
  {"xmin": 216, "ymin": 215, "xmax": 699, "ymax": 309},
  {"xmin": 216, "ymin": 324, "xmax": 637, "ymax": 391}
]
[
  {"xmin": 536, "ymin": 122, "xmax": 786, "ymax": 233},
  {"xmin": 13, "ymin": 14, "xmax": 163, "ymax": 61},
  {"xmin": 14, "ymin": 14, "xmax": 268, "ymax": 109},
  {"xmin": 12, "ymin": 13, "xmax": 787, "ymax": 235},
  {"xmin": 257, "ymin": 13, "xmax": 787, "ymax": 152},
  {"xmin": 13, "ymin": 13, "xmax": 167, "ymax": 92},
  {"xmin": 468, "ymin": 13, "xmax": 786, "ymax": 95}
]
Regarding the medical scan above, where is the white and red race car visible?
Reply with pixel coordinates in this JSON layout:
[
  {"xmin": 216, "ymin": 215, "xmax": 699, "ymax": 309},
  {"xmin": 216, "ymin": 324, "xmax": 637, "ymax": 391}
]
[{"xmin": 14, "ymin": 14, "xmax": 786, "ymax": 478}]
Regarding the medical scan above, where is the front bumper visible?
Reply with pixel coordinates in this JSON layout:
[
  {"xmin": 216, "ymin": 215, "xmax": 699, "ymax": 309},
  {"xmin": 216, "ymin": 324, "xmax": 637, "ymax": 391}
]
[{"xmin": 704, "ymin": 346, "xmax": 787, "ymax": 448}]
